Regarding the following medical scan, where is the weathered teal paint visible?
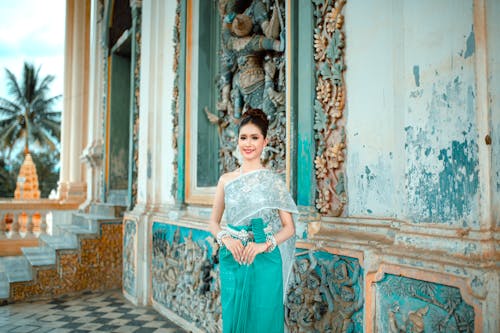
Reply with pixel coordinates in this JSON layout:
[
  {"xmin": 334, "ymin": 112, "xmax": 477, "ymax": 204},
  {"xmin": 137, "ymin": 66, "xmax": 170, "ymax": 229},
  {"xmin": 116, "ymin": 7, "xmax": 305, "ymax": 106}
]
[
  {"xmin": 364, "ymin": 166, "xmax": 374, "ymax": 184},
  {"xmin": 464, "ymin": 26, "xmax": 475, "ymax": 59},
  {"xmin": 377, "ymin": 274, "xmax": 474, "ymax": 332},
  {"xmin": 407, "ymin": 134, "xmax": 479, "ymax": 223},
  {"xmin": 413, "ymin": 65, "xmax": 420, "ymax": 87},
  {"xmin": 296, "ymin": 0, "xmax": 316, "ymax": 207},
  {"xmin": 123, "ymin": 220, "xmax": 137, "ymax": 297}
]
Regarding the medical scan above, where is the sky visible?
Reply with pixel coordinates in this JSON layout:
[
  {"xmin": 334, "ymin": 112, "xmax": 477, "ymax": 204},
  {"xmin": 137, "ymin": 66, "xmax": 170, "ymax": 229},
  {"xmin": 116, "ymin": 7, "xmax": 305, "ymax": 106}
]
[{"xmin": 0, "ymin": 0, "xmax": 66, "ymax": 105}]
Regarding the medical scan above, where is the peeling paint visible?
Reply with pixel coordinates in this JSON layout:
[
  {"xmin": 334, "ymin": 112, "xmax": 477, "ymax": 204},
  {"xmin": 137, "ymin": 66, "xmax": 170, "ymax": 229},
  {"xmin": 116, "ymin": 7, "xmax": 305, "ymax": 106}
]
[
  {"xmin": 409, "ymin": 89, "xmax": 423, "ymax": 98},
  {"xmin": 365, "ymin": 166, "xmax": 374, "ymax": 184},
  {"xmin": 413, "ymin": 65, "xmax": 420, "ymax": 87},
  {"xmin": 464, "ymin": 26, "xmax": 475, "ymax": 59},
  {"xmin": 408, "ymin": 138, "xmax": 479, "ymax": 223}
]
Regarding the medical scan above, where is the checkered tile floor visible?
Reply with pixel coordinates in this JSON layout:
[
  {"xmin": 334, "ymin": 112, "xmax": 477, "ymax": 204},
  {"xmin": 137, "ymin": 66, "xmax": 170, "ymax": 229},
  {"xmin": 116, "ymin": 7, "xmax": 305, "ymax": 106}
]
[{"xmin": 0, "ymin": 290, "xmax": 187, "ymax": 333}]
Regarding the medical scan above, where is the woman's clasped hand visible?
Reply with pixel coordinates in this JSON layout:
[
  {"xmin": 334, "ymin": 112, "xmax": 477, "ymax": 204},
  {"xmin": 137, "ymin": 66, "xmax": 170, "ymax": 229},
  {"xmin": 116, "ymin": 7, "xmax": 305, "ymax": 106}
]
[{"xmin": 222, "ymin": 237, "xmax": 268, "ymax": 265}]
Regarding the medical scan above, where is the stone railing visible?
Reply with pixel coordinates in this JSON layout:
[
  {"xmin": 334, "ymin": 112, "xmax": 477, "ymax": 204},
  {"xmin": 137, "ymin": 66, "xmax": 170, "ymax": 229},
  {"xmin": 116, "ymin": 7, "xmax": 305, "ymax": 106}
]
[{"xmin": 0, "ymin": 199, "xmax": 80, "ymax": 256}]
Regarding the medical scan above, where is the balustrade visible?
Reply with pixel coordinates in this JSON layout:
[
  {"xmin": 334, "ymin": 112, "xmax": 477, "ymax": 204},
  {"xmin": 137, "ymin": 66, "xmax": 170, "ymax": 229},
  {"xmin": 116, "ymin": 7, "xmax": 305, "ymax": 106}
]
[{"xmin": 0, "ymin": 199, "xmax": 79, "ymax": 256}]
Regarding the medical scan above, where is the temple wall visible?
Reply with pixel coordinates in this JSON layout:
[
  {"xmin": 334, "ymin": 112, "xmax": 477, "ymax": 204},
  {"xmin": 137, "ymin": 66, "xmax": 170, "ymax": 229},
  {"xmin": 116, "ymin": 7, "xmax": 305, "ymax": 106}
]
[
  {"xmin": 97, "ymin": 0, "xmax": 500, "ymax": 331},
  {"xmin": 345, "ymin": 0, "xmax": 480, "ymax": 225}
]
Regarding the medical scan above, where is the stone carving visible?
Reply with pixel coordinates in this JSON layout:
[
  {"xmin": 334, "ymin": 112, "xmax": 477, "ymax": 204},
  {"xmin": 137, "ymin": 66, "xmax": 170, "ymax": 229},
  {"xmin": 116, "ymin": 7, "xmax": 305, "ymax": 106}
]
[
  {"xmin": 312, "ymin": 0, "xmax": 347, "ymax": 216},
  {"xmin": 378, "ymin": 274, "xmax": 474, "ymax": 332},
  {"xmin": 152, "ymin": 224, "xmax": 365, "ymax": 332},
  {"xmin": 131, "ymin": 3, "xmax": 142, "ymax": 208},
  {"xmin": 171, "ymin": 0, "xmax": 181, "ymax": 199},
  {"xmin": 206, "ymin": 0, "xmax": 287, "ymax": 174},
  {"xmin": 123, "ymin": 219, "xmax": 136, "ymax": 296},
  {"xmin": 286, "ymin": 249, "xmax": 364, "ymax": 333},
  {"xmin": 152, "ymin": 224, "xmax": 222, "ymax": 332}
]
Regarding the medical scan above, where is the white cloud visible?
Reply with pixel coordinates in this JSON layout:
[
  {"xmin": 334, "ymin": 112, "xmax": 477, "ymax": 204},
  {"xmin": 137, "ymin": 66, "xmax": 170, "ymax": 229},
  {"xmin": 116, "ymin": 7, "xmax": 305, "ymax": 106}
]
[{"xmin": 0, "ymin": 0, "xmax": 65, "ymax": 104}]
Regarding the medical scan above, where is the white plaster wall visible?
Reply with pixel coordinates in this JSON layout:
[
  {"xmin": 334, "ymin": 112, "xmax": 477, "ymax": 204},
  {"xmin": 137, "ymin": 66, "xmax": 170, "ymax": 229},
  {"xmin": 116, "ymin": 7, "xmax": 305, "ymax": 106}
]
[
  {"xmin": 138, "ymin": 0, "xmax": 177, "ymax": 207},
  {"xmin": 487, "ymin": 0, "xmax": 500, "ymax": 227},
  {"xmin": 345, "ymin": 0, "xmax": 481, "ymax": 226},
  {"xmin": 344, "ymin": 0, "xmax": 405, "ymax": 219}
]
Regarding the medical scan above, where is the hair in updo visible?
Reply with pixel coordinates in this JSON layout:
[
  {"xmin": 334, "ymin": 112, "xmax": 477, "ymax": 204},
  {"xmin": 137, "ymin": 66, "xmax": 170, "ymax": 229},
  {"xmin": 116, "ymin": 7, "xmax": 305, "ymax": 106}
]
[{"xmin": 238, "ymin": 108, "xmax": 269, "ymax": 137}]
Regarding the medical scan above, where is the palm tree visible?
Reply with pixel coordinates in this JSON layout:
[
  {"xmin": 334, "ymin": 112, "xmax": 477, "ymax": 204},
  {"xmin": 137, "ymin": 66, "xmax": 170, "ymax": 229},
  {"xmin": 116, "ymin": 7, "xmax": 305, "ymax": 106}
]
[{"xmin": 0, "ymin": 62, "xmax": 61, "ymax": 156}]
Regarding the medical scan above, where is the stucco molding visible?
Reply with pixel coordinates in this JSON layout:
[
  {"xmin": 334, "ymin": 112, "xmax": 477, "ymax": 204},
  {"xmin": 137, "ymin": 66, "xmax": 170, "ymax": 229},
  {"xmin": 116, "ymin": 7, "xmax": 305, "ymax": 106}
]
[
  {"xmin": 312, "ymin": 217, "xmax": 498, "ymax": 270},
  {"xmin": 311, "ymin": 0, "xmax": 348, "ymax": 216}
]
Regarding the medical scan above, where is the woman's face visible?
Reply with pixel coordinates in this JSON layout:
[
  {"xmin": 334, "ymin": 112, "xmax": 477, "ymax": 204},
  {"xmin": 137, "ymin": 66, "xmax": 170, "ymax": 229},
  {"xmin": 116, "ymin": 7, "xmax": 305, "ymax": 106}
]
[{"xmin": 238, "ymin": 123, "xmax": 267, "ymax": 162}]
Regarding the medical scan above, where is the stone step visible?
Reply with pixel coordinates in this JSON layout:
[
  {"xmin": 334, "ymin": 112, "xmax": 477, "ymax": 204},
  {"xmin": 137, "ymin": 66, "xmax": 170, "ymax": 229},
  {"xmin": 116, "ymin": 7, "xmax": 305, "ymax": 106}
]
[
  {"xmin": 39, "ymin": 234, "xmax": 78, "ymax": 251},
  {"xmin": 0, "ymin": 255, "xmax": 35, "ymax": 300},
  {"xmin": 0, "ymin": 256, "xmax": 32, "ymax": 283},
  {"xmin": 89, "ymin": 203, "xmax": 126, "ymax": 218},
  {"xmin": 71, "ymin": 213, "xmax": 121, "ymax": 233},
  {"xmin": 21, "ymin": 246, "xmax": 56, "ymax": 267},
  {"xmin": 0, "ymin": 272, "xmax": 8, "ymax": 299}
]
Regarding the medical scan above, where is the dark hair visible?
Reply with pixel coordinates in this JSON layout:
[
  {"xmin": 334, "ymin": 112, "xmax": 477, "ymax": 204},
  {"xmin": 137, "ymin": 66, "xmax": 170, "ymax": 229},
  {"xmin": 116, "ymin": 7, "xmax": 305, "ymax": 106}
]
[{"xmin": 238, "ymin": 108, "xmax": 269, "ymax": 137}]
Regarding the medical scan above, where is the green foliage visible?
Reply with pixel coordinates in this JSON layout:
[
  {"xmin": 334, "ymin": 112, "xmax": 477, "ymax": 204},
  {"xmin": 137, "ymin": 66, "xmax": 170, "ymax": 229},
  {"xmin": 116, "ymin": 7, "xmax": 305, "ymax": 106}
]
[
  {"xmin": 0, "ymin": 62, "xmax": 61, "ymax": 155},
  {"xmin": 0, "ymin": 159, "xmax": 16, "ymax": 198},
  {"xmin": 30, "ymin": 150, "xmax": 60, "ymax": 198}
]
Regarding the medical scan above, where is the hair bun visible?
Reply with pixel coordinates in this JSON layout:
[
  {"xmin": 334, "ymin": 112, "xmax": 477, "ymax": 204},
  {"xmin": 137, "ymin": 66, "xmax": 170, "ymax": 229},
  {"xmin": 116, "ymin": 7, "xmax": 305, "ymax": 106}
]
[
  {"xmin": 239, "ymin": 108, "xmax": 269, "ymax": 137},
  {"xmin": 243, "ymin": 108, "xmax": 269, "ymax": 126}
]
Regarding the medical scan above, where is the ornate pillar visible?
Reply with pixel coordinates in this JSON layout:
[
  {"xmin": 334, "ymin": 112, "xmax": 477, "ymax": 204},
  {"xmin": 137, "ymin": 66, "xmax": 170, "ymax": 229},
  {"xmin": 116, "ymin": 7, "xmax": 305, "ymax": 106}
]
[
  {"xmin": 81, "ymin": 0, "xmax": 105, "ymax": 208},
  {"xmin": 58, "ymin": 0, "xmax": 91, "ymax": 203},
  {"xmin": 128, "ymin": 0, "xmax": 142, "ymax": 209}
]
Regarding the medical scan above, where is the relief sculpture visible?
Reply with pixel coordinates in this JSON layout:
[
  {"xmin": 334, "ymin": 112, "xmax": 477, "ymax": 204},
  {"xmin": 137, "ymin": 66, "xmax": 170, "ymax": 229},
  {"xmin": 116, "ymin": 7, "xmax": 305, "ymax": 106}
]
[
  {"xmin": 123, "ymin": 220, "xmax": 136, "ymax": 297},
  {"xmin": 152, "ymin": 224, "xmax": 222, "ymax": 333},
  {"xmin": 377, "ymin": 274, "xmax": 474, "ymax": 332},
  {"xmin": 206, "ymin": 0, "xmax": 287, "ymax": 174},
  {"xmin": 285, "ymin": 249, "xmax": 364, "ymax": 333},
  {"xmin": 152, "ymin": 224, "xmax": 366, "ymax": 333}
]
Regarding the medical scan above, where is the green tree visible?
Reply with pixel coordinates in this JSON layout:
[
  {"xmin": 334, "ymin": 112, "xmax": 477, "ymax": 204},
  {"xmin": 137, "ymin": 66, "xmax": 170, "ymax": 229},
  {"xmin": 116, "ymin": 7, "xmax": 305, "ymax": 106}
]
[
  {"xmin": 0, "ymin": 158, "xmax": 16, "ymax": 198},
  {"xmin": 30, "ymin": 150, "xmax": 60, "ymax": 198},
  {"xmin": 0, "ymin": 62, "xmax": 61, "ymax": 155}
]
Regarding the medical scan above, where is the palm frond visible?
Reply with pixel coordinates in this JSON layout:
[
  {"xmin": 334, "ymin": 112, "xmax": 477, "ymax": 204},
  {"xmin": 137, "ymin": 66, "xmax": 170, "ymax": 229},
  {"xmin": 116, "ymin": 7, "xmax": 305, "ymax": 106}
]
[
  {"xmin": 42, "ymin": 111, "xmax": 62, "ymax": 119},
  {"xmin": 0, "ymin": 116, "xmax": 18, "ymax": 129},
  {"xmin": 0, "ymin": 122, "xmax": 21, "ymax": 149},
  {"xmin": 37, "ymin": 75, "xmax": 56, "ymax": 93},
  {"xmin": 31, "ymin": 125, "xmax": 58, "ymax": 151},
  {"xmin": 22, "ymin": 62, "xmax": 37, "ymax": 103},
  {"xmin": 4, "ymin": 68, "xmax": 24, "ymax": 103},
  {"xmin": 0, "ymin": 106, "xmax": 21, "ymax": 117},
  {"xmin": 0, "ymin": 97, "xmax": 22, "ymax": 114},
  {"xmin": 39, "ymin": 118, "xmax": 61, "ymax": 139}
]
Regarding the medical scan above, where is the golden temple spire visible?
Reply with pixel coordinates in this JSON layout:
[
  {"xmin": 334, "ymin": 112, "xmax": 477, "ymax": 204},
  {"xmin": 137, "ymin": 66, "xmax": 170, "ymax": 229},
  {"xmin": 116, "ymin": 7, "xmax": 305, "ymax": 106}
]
[{"xmin": 14, "ymin": 153, "xmax": 41, "ymax": 200}]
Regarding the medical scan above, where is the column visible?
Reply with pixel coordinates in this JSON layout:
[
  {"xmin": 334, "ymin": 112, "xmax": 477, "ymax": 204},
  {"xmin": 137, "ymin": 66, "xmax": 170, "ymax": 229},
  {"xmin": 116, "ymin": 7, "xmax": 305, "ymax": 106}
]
[{"xmin": 58, "ymin": 0, "xmax": 91, "ymax": 203}]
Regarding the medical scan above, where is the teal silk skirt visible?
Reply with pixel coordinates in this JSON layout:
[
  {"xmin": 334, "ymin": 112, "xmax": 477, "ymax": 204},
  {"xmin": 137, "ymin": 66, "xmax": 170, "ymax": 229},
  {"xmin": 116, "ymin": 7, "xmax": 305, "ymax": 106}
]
[{"xmin": 219, "ymin": 221, "xmax": 284, "ymax": 333}]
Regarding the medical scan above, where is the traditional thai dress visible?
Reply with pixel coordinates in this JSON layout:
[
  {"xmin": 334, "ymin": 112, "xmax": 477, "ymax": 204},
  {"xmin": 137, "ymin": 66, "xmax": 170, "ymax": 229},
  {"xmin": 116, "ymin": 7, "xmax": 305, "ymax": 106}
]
[{"xmin": 219, "ymin": 169, "xmax": 298, "ymax": 333}]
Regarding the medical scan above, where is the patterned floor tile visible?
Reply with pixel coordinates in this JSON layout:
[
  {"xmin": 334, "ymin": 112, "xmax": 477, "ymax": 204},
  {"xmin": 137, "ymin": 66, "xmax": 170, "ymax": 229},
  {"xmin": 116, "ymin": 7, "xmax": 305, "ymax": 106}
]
[{"xmin": 0, "ymin": 290, "xmax": 188, "ymax": 333}]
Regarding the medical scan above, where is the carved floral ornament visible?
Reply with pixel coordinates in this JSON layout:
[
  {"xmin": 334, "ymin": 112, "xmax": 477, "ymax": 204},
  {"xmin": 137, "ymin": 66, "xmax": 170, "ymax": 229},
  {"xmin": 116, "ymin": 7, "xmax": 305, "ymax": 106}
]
[{"xmin": 312, "ymin": 0, "xmax": 347, "ymax": 216}]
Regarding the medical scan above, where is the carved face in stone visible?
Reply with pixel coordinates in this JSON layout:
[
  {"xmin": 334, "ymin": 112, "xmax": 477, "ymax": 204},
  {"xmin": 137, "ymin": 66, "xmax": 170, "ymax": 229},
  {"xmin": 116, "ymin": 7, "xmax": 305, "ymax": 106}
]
[
  {"xmin": 232, "ymin": 14, "xmax": 253, "ymax": 37},
  {"xmin": 340, "ymin": 286, "xmax": 355, "ymax": 302},
  {"xmin": 334, "ymin": 262, "xmax": 348, "ymax": 280}
]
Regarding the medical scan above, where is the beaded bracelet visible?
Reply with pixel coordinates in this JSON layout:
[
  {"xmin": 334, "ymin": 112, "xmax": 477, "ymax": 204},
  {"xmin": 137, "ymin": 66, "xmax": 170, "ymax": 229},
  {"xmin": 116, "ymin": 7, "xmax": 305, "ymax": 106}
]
[
  {"xmin": 216, "ymin": 230, "xmax": 231, "ymax": 247},
  {"xmin": 265, "ymin": 234, "xmax": 277, "ymax": 252}
]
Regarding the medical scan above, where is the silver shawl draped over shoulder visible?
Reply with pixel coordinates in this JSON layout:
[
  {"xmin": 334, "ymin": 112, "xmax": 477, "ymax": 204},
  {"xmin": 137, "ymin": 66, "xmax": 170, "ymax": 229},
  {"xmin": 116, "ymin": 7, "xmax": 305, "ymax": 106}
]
[{"xmin": 223, "ymin": 169, "xmax": 298, "ymax": 300}]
